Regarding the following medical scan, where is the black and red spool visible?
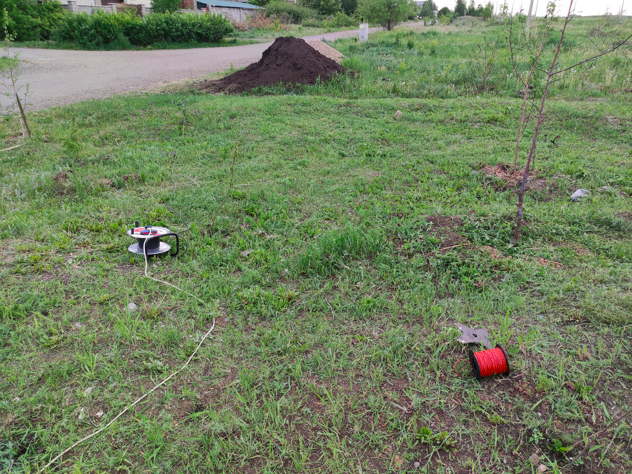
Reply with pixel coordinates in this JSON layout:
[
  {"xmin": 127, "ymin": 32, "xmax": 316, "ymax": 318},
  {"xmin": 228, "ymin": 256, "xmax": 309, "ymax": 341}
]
[{"xmin": 468, "ymin": 345, "xmax": 510, "ymax": 380}]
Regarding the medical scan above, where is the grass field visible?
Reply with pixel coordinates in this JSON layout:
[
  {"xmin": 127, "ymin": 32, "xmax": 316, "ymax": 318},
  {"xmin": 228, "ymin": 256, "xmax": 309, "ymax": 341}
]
[{"xmin": 1, "ymin": 16, "xmax": 631, "ymax": 474}]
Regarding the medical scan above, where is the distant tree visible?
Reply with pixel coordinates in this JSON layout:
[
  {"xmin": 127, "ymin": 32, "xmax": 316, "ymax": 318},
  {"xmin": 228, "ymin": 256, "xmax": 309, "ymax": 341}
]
[
  {"xmin": 466, "ymin": 0, "xmax": 476, "ymax": 15},
  {"xmin": 437, "ymin": 6, "xmax": 451, "ymax": 16},
  {"xmin": 358, "ymin": 0, "xmax": 415, "ymax": 29},
  {"xmin": 341, "ymin": 0, "xmax": 358, "ymax": 15},
  {"xmin": 481, "ymin": 1, "xmax": 493, "ymax": 20},
  {"xmin": 152, "ymin": 0, "xmax": 181, "ymax": 13},
  {"xmin": 302, "ymin": 0, "xmax": 341, "ymax": 14},
  {"xmin": 454, "ymin": 0, "xmax": 466, "ymax": 16},
  {"xmin": 419, "ymin": 0, "xmax": 437, "ymax": 17}
]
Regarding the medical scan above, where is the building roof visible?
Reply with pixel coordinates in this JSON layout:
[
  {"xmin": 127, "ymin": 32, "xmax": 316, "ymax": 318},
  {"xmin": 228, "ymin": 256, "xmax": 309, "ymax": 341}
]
[{"xmin": 197, "ymin": 0, "xmax": 262, "ymax": 8}]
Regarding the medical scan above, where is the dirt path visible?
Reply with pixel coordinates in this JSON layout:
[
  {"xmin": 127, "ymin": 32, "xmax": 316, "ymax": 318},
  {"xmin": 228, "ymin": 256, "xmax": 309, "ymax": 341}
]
[{"xmin": 1, "ymin": 27, "xmax": 389, "ymax": 111}]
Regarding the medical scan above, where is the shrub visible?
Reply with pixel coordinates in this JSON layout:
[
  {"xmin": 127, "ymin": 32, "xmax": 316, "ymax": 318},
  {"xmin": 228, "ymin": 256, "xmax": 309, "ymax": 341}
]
[
  {"xmin": 53, "ymin": 11, "xmax": 233, "ymax": 48},
  {"xmin": 330, "ymin": 11, "xmax": 355, "ymax": 27},
  {"xmin": 341, "ymin": 0, "xmax": 357, "ymax": 15},
  {"xmin": 301, "ymin": 0, "xmax": 341, "ymax": 15},
  {"xmin": 152, "ymin": 0, "xmax": 182, "ymax": 14},
  {"xmin": 302, "ymin": 18, "xmax": 323, "ymax": 27},
  {"xmin": 0, "ymin": 0, "xmax": 65, "ymax": 41},
  {"xmin": 265, "ymin": 2, "xmax": 317, "ymax": 23}
]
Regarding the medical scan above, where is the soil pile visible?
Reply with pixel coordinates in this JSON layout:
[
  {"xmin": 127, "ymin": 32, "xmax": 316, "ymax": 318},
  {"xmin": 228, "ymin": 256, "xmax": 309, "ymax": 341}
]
[
  {"xmin": 200, "ymin": 36, "xmax": 346, "ymax": 93},
  {"xmin": 307, "ymin": 40, "xmax": 344, "ymax": 63}
]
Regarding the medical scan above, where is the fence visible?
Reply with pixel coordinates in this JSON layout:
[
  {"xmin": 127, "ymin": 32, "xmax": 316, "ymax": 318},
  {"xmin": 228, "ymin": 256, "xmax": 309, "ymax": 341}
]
[
  {"xmin": 177, "ymin": 7, "xmax": 255, "ymax": 22},
  {"xmin": 65, "ymin": 1, "xmax": 118, "ymax": 14}
]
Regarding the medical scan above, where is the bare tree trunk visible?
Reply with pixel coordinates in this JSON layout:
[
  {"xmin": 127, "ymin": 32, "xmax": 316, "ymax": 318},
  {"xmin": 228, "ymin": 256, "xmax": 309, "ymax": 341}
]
[{"xmin": 514, "ymin": 0, "xmax": 574, "ymax": 241}]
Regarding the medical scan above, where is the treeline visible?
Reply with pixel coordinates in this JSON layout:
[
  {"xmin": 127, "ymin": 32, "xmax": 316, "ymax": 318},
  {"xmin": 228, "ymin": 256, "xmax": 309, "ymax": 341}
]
[{"xmin": 420, "ymin": 0, "xmax": 494, "ymax": 22}]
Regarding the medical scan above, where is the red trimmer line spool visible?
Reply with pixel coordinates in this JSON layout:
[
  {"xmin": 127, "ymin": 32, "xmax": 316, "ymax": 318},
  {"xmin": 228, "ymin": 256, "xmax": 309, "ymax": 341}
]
[{"xmin": 468, "ymin": 346, "xmax": 510, "ymax": 380}]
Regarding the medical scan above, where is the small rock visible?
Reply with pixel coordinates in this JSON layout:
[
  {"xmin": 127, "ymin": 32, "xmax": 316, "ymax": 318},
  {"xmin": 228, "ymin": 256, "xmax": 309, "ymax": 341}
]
[
  {"xmin": 78, "ymin": 408, "xmax": 85, "ymax": 420},
  {"xmin": 470, "ymin": 170, "xmax": 479, "ymax": 175},
  {"xmin": 95, "ymin": 409, "xmax": 104, "ymax": 418},
  {"xmin": 529, "ymin": 453, "xmax": 540, "ymax": 466},
  {"xmin": 83, "ymin": 386, "xmax": 93, "ymax": 396},
  {"xmin": 537, "ymin": 464, "xmax": 547, "ymax": 473},
  {"xmin": 414, "ymin": 461, "xmax": 420, "ymax": 469},
  {"xmin": 41, "ymin": 136, "xmax": 50, "ymax": 143},
  {"xmin": 13, "ymin": 397, "xmax": 20, "ymax": 402},
  {"xmin": 241, "ymin": 250, "xmax": 253, "ymax": 257},
  {"xmin": 74, "ymin": 322, "xmax": 83, "ymax": 329},
  {"xmin": 394, "ymin": 110, "xmax": 403, "ymax": 119},
  {"xmin": 128, "ymin": 302, "xmax": 138, "ymax": 312},
  {"xmin": 570, "ymin": 189, "xmax": 589, "ymax": 202}
]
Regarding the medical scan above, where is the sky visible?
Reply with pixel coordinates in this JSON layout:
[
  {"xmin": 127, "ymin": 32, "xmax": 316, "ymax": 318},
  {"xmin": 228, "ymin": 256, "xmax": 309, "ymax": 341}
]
[{"xmin": 431, "ymin": 0, "xmax": 628, "ymax": 16}]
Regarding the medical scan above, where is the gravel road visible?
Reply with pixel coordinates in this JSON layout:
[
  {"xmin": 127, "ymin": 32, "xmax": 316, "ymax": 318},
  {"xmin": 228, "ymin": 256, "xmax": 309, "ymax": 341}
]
[{"xmin": 1, "ymin": 27, "xmax": 382, "ymax": 111}]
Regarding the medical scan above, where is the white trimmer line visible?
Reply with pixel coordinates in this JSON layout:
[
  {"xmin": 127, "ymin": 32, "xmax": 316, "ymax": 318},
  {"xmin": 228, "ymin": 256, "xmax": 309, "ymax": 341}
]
[{"xmin": 39, "ymin": 235, "xmax": 216, "ymax": 473}]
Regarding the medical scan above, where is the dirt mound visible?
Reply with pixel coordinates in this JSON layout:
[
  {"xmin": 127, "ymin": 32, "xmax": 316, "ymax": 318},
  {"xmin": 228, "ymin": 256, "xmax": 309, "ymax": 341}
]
[
  {"xmin": 307, "ymin": 40, "xmax": 344, "ymax": 63},
  {"xmin": 199, "ymin": 36, "xmax": 346, "ymax": 93}
]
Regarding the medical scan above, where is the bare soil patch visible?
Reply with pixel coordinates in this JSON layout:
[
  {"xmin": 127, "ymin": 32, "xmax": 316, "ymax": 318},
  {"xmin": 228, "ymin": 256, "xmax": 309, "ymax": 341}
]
[
  {"xmin": 616, "ymin": 211, "xmax": 632, "ymax": 222},
  {"xmin": 426, "ymin": 215, "xmax": 467, "ymax": 251},
  {"xmin": 198, "ymin": 37, "xmax": 346, "ymax": 93},
  {"xmin": 480, "ymin": 163, "xmax": 546, "ymax": 191}
]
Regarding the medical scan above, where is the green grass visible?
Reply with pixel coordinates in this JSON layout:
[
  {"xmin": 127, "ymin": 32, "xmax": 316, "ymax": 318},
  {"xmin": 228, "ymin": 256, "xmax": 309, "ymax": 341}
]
[
  {"xmin": 1, "ymin": 16, "xmax": 632, "ymax": 474},
  {"xmin": 240, "ymin": 16, "xmax": 632, "ymax": 100},
  {"xmin": 0, "ymin": 55, "xmax": 17, "ymax": 73}
]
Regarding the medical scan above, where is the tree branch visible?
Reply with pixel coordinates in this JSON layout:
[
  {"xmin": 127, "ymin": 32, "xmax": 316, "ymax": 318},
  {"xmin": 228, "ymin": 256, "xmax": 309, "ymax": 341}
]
[{"xmin": 551, "ymin": 32, "xmax": 632, "ymax": 76}]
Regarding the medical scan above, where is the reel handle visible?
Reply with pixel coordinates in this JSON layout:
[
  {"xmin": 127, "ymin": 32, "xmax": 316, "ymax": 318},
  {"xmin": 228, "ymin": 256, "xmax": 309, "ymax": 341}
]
[{"xmin": 164, "ymin": 233, "xmax": 179, "ymax": 257}]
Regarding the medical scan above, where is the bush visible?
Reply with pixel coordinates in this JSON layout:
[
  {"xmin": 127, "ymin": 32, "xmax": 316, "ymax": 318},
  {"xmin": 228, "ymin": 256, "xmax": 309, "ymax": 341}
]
[
  {"xmin": 0, "ymin": 0, "xmax": 65, "ymax": 41},
  {"xmin": 152, "ymin": 0, "xmax": 182, "ymax": 14},
  {"xmin": 301, "ymin": 0, "xmax": 341, "ymax": 15},
  {"xmin": 53, "ymin": 11, "xmax": 234, "ymax": 49},
  {"xmin": 330, "ymin": 11, "xmax": 355, "ymax": 27},
  {"xmin": 302, "ymin": 18, "xmax": 323, "ymax": 27},
  {"xmin": 341, "ymin": 0, "xmax": 357, "ymax": 15},
  {"xmin": 265, "ymin": 2, "xmax": 317, "ymax": 23}
]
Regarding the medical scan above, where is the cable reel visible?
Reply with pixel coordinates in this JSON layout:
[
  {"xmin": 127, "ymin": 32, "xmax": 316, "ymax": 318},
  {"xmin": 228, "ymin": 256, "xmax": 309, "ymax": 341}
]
[{"xmin": 127, "ymin": 220, "xmax": 180, "ymax": 257}]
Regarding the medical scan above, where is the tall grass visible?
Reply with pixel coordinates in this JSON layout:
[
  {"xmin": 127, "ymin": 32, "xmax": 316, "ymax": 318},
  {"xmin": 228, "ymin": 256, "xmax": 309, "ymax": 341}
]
[{"xmin": 247, "ymin": 17, "xmax": 632, "ymax": 100}]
